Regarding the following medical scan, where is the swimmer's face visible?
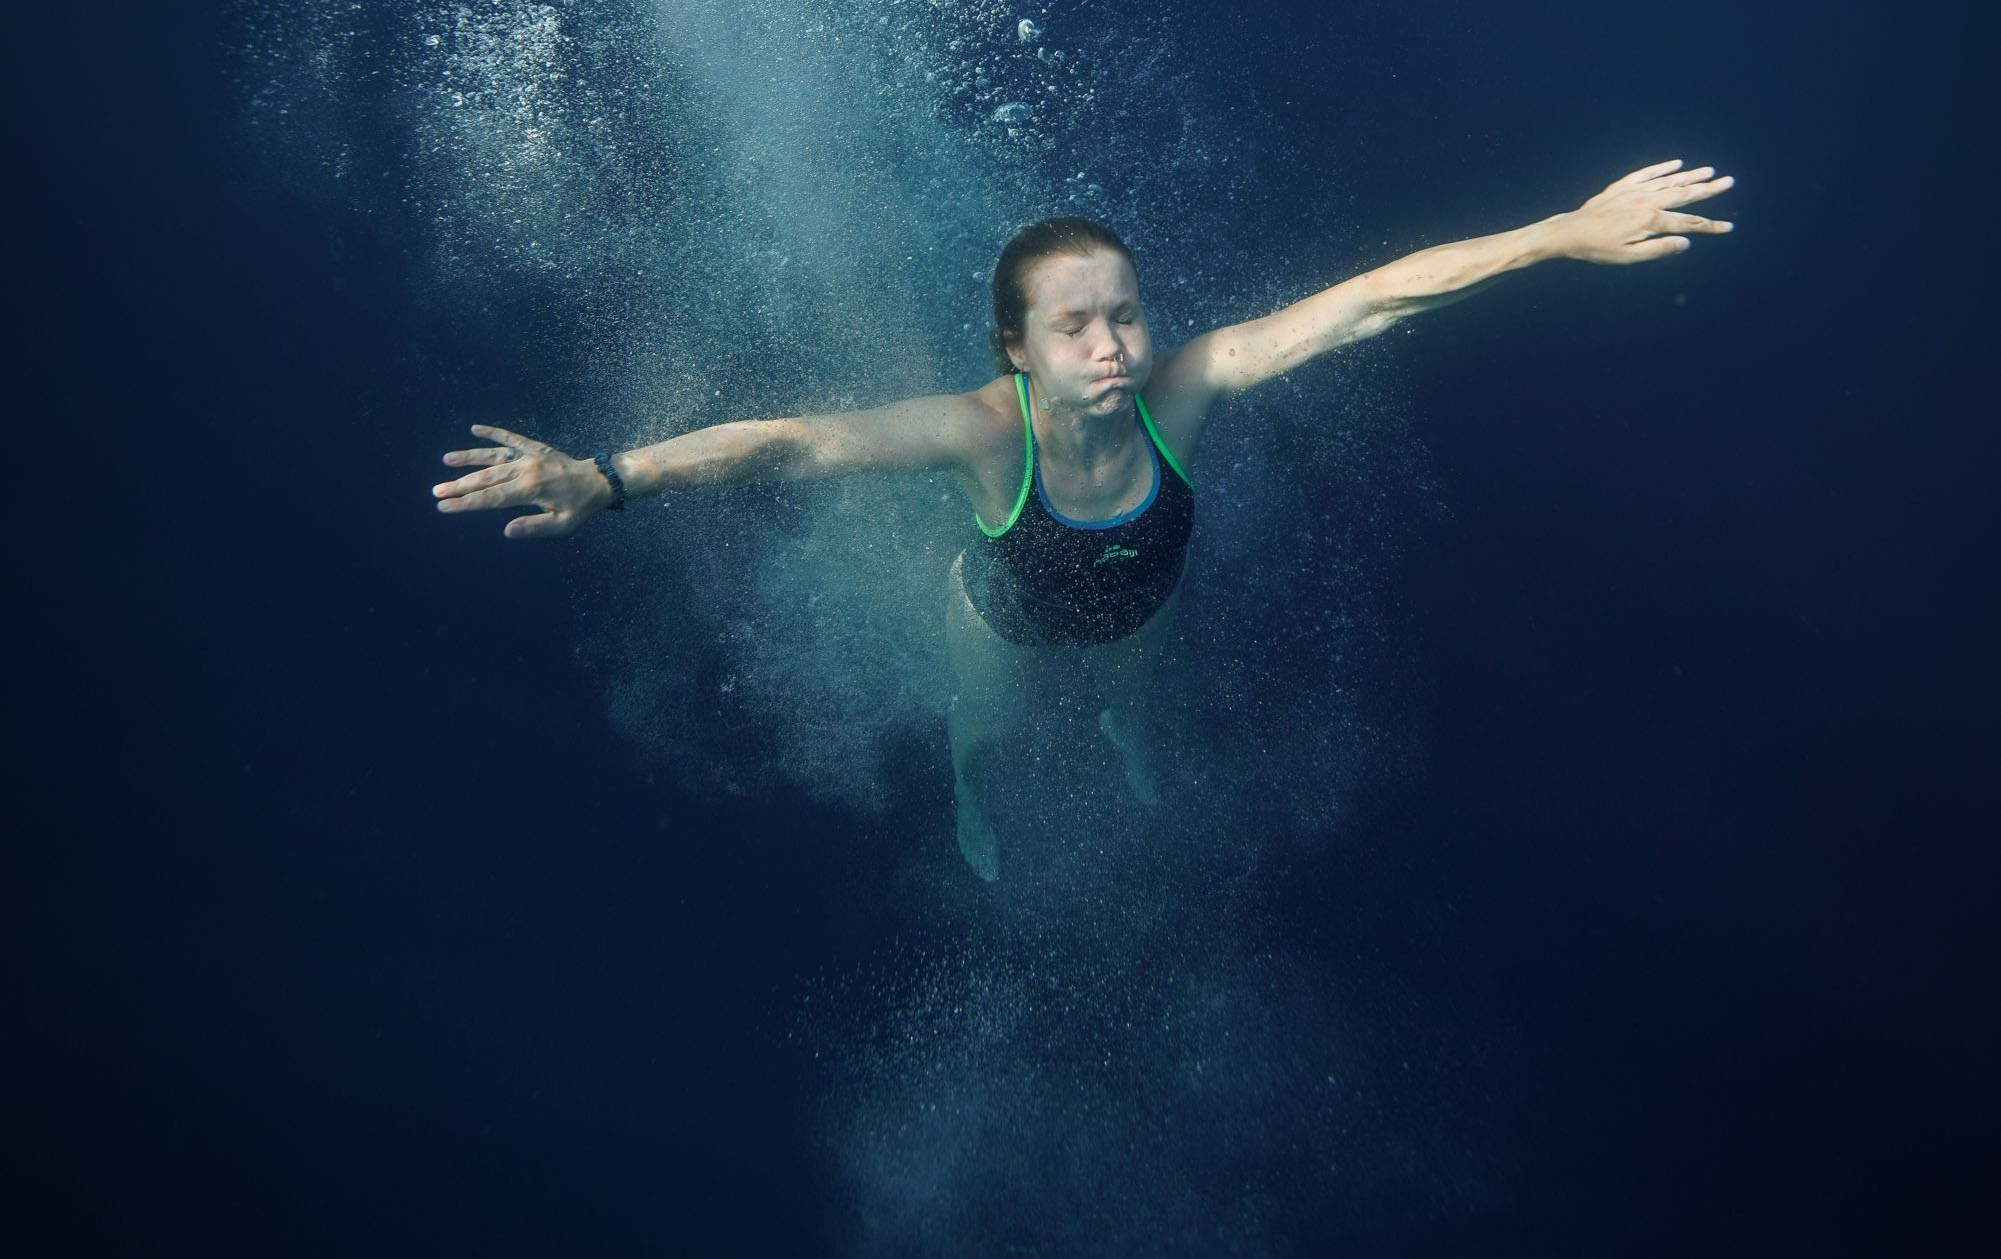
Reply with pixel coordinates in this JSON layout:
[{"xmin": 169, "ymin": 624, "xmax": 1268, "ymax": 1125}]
[{"xmin": 1006, "ymin": 248, "xmax": 1151, "ymax": 416}]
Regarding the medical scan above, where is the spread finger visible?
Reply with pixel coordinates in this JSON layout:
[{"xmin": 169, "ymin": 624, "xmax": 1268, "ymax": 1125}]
[
  {"xmin": 433, "ymin": 464, "xmax": 518, "ymax": 498},
  {"xmin": 1669, "ymin": 212, "xmax": 1733, "ymax": 234},
  {"xmin": 471, "ymin": 423, "xmax": 555, "ymax": 456},
  {"xmin": 1660, "ymin": 165, "xmax": 1716, "ymax": 188},
  {"xmin": 443, "ymin": 446, "xmax": 513, "ymax": 467},
  {"xmin": 1671, "ymin": 175, "xmax": 1735, "ymax": 205},
  {"xmin": 1629, "ymin": 235, "xmax": 1691, "ymax": 261},
  {"xmin": 439, "ymin": 484, "xmax": 523, "ymax": 513},
  {"xmin": 1617, "ymin": 158, "xmax": 1684, "ymax": 187}
]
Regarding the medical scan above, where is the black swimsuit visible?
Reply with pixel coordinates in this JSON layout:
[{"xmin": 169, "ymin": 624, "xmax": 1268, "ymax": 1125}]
[{"xmin": 962, "ymin": 373, "xmax": 1195, "ymax": 647}]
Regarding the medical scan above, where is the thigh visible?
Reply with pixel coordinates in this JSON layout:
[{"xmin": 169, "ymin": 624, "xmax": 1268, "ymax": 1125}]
[
  {"xmin": 1088, "ymin": 580, "xmax": 1183, "ymax": 705},
  {"xmin": 946, "ymin": 553, "xmax": 1037, "ymax": 726}
]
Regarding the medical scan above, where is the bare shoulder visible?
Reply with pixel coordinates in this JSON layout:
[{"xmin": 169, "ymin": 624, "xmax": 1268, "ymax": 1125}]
[
  {"xmin": 961, "ymin": 374, "xmax": 1026, "ymax": 450},
  {"xmin": 789, "ymin": 383, "xmax": 1017, "ymax": 482},
  {"xmin": 864, "ymin": 379, "xmax": 1015, "ymax": 450},
  {"xmin": 954, "ymin": 375, "xmax": 1031, "ymax": 520}
]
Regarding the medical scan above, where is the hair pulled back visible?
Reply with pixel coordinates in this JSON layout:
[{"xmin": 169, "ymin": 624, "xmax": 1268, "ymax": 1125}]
[{"xmin": 988, "ymin": 217, "xmax": 1136, "ymax": 375}]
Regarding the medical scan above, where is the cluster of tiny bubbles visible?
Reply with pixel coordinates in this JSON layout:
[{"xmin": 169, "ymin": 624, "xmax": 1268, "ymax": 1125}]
[
  {"xmin": 235, "ymin": 0, "xmax": 1459, "ymax": 1246},
  {"xmin": 234, "ymin": 0, "xmax": 1434, "ymax": 823},
  {"xmin": 793, "ymin": 900, "xmax": 1496, "ymax": 1254}
]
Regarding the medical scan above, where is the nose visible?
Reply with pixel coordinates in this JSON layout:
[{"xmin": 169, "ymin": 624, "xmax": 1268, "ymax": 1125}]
[{"xmin": 1093, "ymin": 321, "xmax": 1128, "ymax": 365}]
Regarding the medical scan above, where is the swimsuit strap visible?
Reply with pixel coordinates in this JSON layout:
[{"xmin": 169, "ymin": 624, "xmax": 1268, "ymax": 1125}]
[
  {"xmin": 1134, "ymin": 393, "xmax": 1192, "ymax": 489},
  {"xmin": 975, "ymin": 373, "xmax": 1036, "ymax": 538}
]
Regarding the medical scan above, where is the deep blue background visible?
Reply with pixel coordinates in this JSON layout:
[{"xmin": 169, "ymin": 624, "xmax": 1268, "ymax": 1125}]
[{"xmin": 9, "ymin": 2, "xmax": 1993, "ymax": 1254}]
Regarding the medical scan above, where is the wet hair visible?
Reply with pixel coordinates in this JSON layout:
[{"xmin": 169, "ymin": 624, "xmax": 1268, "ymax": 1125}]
[{"xmin": 988, "ymin": 217, "xmax": 1137, "ymax": 375}]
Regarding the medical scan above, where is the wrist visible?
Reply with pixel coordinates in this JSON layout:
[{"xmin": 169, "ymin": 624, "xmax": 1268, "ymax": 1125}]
[
  {"xmin": 608, "ymin": 449, "xmax": 667, "ymax": 500},
  {"xmin": 1527, "ymin": 212, "xmax": 1578, "ymax": 263},
  {"xmin": 609, "ymin": 451, "xmax": 644, "ymax": 496}
]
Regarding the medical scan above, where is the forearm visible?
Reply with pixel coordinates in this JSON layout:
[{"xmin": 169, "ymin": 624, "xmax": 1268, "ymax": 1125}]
[
  {"xmin": 608, "ymin": 393, "xmax": 975, "ymax": 500},
  {"xmin": 1360, "ymin": 216, "xmax": 1567, "ymax": 320},
  {"xmin": 608, "ymin": 418, "xmax": 812, "ymax": 499}
]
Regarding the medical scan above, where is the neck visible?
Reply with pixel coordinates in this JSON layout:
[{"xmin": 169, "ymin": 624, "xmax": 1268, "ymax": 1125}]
[{"xmin": 1029, "ymin": 381, "xmax": 1136, "ymax": 468}]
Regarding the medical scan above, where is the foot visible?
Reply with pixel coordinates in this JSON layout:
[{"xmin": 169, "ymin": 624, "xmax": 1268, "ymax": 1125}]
[
  {"xmin": 954, "ymin": 777, "xmax": 1000, "ymax": 882},
  {"xmin": 1098, "ymin": 707, "xmax": 1160, "ymax": 807}
]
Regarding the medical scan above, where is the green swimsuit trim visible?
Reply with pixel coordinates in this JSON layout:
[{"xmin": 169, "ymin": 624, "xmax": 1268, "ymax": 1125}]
[
  {"xmin": 974, "ymin": 373, "xmax": 1191, "ymax": 538},
  {"xmin": 974, "ymin": 374, "xmax": 1037, "ymax": 538},
  {"xmin": 1135, "ymin": 393, "xmax": 1193, "ymax": 491}
]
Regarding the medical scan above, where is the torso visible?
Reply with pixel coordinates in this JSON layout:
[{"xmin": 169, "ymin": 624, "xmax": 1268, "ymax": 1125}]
[{"xmin": 959, "ymin": 374, "xmax": 1195, "ymax": 647}]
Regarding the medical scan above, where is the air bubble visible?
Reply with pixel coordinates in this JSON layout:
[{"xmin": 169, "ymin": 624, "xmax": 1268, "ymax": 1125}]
[
  {"xmin": 1017, "ymin": 19, "xmax": 1042, "ymax": 43},
  {"xmin": 992, "ymin": 101, "xmax": 1031, "ymax": 124}
]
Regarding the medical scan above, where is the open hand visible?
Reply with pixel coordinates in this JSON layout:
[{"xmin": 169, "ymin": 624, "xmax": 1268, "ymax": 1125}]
[
  {"xmin": 432, "ymin": 424, "xmax": 612, "ymax": 539},
  {"xmin": 1553, "ymin": 159, "xmax": 1735, "ymax": 265}
]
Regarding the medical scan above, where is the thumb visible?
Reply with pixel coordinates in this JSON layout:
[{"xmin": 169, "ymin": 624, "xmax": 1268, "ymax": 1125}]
[{"xmin": 504, "ymin": 509, "xmax": 574, "ymax": 540}]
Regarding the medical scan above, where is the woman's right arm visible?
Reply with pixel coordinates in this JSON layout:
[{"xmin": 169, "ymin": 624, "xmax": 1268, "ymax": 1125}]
[{"xmin": 433, "ymin": 392, "xmax": 989, "ymax": 539}]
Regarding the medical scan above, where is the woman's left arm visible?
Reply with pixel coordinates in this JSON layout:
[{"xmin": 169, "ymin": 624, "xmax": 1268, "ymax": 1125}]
[{"xmin": 1150, "ymin": 159, "xmax": 1734, "ymax": 440}]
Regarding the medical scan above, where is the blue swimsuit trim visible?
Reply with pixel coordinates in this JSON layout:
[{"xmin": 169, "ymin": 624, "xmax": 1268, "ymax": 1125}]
[{"xmin": 1033, "ymin": 439, "xmax": 1162, "ymax": 530}]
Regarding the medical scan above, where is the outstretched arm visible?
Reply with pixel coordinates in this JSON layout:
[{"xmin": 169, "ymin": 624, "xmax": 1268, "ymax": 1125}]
[
  {"xmin": 1150, "ymin": 159, "xmax": 1735, "ymax": 442},
  {"xmin": 432, "ymin": 392, "xmax": 986, "ymax": 538}
]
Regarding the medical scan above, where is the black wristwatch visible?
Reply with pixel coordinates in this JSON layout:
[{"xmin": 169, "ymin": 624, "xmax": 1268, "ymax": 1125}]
[{"xmin": 593, "ymin": 452, "xmax": 627, "ymax": 511}]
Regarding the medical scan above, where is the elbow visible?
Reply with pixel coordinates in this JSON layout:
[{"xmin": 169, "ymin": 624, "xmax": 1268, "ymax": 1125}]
[
  {"xmin": 760, "ymin": 417, "xmax": 821, "ymax": 480},
  {"xmin": 691, "ymin": 417, "xmax": 812, "ymax": 485},
  {"xmin": 1352, "ymin": 309, "xmax": 1404, "ymax": 344},
  {"xmin": 1351, "ymin": 272, "xmax": 1415, "ymax": 325}
]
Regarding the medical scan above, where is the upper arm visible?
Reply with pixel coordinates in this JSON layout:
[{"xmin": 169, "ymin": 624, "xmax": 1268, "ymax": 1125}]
[
  {"xmin": 1191, "ymin": 273, "xmax": 1394, "ymax": 396},
  {"xmin": 789, "ymin": 391, "xmax": 991, "ymax": 480},
  {"xmin": 1145, "ymin": 273, "xmax": 1397, "ymax": 457}
]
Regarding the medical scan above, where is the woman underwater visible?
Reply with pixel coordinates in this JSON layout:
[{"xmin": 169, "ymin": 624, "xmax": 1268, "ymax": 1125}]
[{"xmin": 433, "ymin": 159, "xmax": 1734, "ymax": 879}]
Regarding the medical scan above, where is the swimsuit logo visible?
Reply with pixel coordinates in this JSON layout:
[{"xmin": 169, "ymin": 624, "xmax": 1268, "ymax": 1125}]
[{"xmin": 1094, "ymin": 544, "xmax": 1139, "ymax": 567}]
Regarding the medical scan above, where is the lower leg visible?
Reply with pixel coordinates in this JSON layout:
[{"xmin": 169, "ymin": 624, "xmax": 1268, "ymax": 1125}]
[
  {"xmin": 1095, "ymin": 589, "xmax": 1180, "ymax": 807},
  {"xmin": 944, "ymin": 555, "xmax": 1014, "ymax": 881},
  {"xmin": 948, "ymin": 696, "xmax": 1000, "ymax": 881},
  {"xmin": 1097, "ymin": 704, "xmax": 1160, "ymax": 807}
]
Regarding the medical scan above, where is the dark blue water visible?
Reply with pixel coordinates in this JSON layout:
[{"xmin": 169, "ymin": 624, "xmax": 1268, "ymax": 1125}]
[{"xmin": 12, "ymin": 2, "xmax": 1993, "ymax": 1255}]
